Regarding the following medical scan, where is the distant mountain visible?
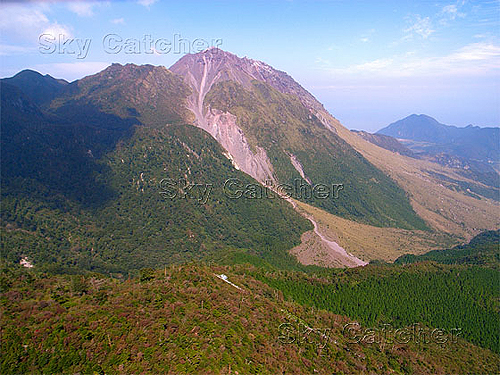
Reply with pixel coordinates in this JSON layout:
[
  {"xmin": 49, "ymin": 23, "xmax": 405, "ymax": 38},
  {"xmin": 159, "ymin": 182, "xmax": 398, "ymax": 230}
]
[
  {"xmin": 377, "ymin": 114, "xmax": 456, "ymax": 143},
  {"xmin": 377, "ymin": 114, "xmax": 499, "ymax": 162},
  {"xmin": 372, "ymin": 114, "xmax": 499, "ymax": 201},
  {"xmin": 1, "ymin": 69, "xmax": 68, "ymax": 106}
]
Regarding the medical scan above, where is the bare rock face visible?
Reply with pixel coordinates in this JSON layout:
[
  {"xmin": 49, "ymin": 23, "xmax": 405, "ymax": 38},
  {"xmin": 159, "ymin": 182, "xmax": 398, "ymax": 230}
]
[
  {"xmin": 171, "ymin": 48, "xmax": 279, "ymax": 183},
  {"xmin": 289, "ymin": 153, "xmax": 312, "ymax": 185},
  {"xmin": 171, "ymin": 48, "xmax": 338, "ymax": 115},
  {"xmin": 170, "ymin": 48, "xmax": 337, "ymax": 182},
  {"xmin": 203, "ymin": 108, "xmax": 275, "ymax": 183}
]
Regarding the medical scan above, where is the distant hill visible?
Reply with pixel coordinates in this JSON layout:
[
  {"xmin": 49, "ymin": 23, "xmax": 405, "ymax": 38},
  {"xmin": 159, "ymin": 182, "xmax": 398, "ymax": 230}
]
[
  {"xmin": 395, "ymin": 229, "xmax": 500, "ymax": 268},
  {"xmin": 377, "ymin": 114, "xmax": 499, "ymax": 163},
  {"xmin": 1, "ymin": 69, "xmax": 68, "ymax": 106}
]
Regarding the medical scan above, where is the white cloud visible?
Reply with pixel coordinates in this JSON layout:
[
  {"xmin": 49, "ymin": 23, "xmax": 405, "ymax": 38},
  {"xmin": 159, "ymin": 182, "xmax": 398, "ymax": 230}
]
[
  {"xmin": 67, "ymin": 1, "xmax": 109, "ymax": 17},
  {"xmin": 67, "ymin": 2, "xmax": 94, "ymax": 17},
  {"xmin": 137, "ymin": 0, "xmax": 158, "ymax": 8},
  {"xmin": 404, "ymin": 15, "xmax": 434, "ymax": 39},
  {"xmin": 446, "ymin": 42, "xmax": 500, "ymax": 62},
  {"xmin": 360, "ymin": 28, "xmax": 375, "ymax": 43},
  {"xmin": 398, "ymin": 43, "xmax": 500, "ymax": 76},
  {"xmin": 353, "ymin": 58, "xmax": 394, "ymax": 72},
  {"xmin": 0, "ymin": 3, "xmax": 72, "ymax": 48},
  {"xmin": 318, "ymin": 43, "xmax": 500, "ymax": 78},
  {"xmin": 0, "ymin": 4, "xmax": 49, "ymax": 40},
  {"xmin": 315, "ymin": 57, "xmax": 332, "ymax": 67},
  {"xmin": 439, "ymin": 3, "xmax": 466, "ymax": 24},
  {"xmin": 42, "ymin": 23, "xmax": 73, "ymax": 39},
  {"xmin": 111, "ymin": 17, "xmax": 125, "ymax": 25}
]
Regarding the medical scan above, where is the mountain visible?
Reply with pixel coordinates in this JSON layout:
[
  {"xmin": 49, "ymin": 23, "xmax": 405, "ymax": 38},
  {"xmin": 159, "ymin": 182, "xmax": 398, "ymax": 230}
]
[
  {"xmin": 1, "ymin": 64, "xmax": 312, "ymax": 275},
  {"xmin": 372, "ymin": 114, "xmax": 499, "ymax": 201},
  {"xmin": 377, "ymin": 114, "xmax": 457, "ymax": 143},
  {"xmin": 2, "ymin": 49, "xmax": 499, "ymax": 273},
  {"xmin": 2, "ymin": 51, "xmax": 500, "ymax": 373},
  {"xmin": 169, "ymin": 49, "xmax": 499, "ymax": 245},
  {"xmin": 171, "ymin": 48, "xmax": 428, "ymax": 230},
  {"xmin": 1, "ymin": 69, "xmax": 68, "ymax": 106},
  {"xmin": 377, "ymin": 114, "xmax": 499, "ymax": 163}
]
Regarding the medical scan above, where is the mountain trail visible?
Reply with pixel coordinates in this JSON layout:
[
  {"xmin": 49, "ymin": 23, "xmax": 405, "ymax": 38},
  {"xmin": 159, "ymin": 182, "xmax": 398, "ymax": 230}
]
[{"xmin": 282, "ymin": 193, "xmax": 366, "ymax": 267}]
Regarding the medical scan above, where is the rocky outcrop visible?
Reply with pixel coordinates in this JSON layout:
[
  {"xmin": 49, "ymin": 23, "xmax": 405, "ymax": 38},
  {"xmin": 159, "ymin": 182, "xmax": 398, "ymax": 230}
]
[
  {"xmin": 203, "ymin": 108, "xmax": 275, "ymax": 183},
  {"xmin": 171, "ymin": 49, "xmax": 277, "ymax": 183}
]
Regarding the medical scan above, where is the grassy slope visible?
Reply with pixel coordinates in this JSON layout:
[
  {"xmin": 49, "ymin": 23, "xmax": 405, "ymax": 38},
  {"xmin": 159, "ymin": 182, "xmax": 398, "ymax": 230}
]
[
  {"xmin": 205, "ymin": 80, "xmax": 428, "ymax": 231},
  {"xmin": 395, "ymin": 229, "xmax": 500, "ymax": 268},
  {"xmin": 2, "ymin": 264, "xmax": 499, "ymax": 374},
  {"xmin": 319, "ymin": 110, "xmax": 499, "ymax": 239},
  {"xmin": 292, "ymin": 200, "xmax": 459, "ymax": 263}
]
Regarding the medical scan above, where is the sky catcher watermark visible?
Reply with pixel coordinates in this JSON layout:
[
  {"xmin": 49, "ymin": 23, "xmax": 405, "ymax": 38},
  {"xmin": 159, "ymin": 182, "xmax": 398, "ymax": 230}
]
[
  {"xmin": 343, "ymin": 322, "xmax": 462, "ymax": 346},
  {"xmin": 38, "ymin": 33, "xmax": 223, "ymax": 59},
  {"xmin": 158, "ymin": 177, "xmax": 344, "ymax": 203},
  {"xmin": 223, "ymin": 178, "xmax": 344, "ymax": 200}
]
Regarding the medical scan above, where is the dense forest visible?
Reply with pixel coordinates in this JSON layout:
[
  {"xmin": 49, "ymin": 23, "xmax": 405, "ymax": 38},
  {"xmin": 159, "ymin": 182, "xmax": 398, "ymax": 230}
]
[
  {"xmin": 251, "ymin": 263, "xmax": 499, "ymax": 354},
  {"xmin": 1, "ymin": 120, "xmax": 311, "ymax": 276},
  {"xmin": 2, "ymin": 263, "xmax": 499, "ymax": 374}
]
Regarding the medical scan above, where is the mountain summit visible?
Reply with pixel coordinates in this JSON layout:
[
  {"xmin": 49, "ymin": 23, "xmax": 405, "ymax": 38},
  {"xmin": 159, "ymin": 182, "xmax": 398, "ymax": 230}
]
[
  {"xmin": 170, "ymin": 48, "xmax": 325, "ymax": 114},
  {"xmin": 377, "ymin": 114, "xmax": 499, "ymax": 162},
  {"xmin": 171, "ymin": 49, "xmax": 428, "ymax": 230},
  {"xmin": 377, "ymin": 114, "xmax": 462, "ymax": 143}
]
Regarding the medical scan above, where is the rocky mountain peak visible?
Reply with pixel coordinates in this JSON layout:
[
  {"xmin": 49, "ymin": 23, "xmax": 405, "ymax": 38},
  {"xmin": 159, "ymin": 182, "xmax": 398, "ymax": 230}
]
[{"xmin": 170, "ymin": 48, "xmax": 325, "ymax": 113}]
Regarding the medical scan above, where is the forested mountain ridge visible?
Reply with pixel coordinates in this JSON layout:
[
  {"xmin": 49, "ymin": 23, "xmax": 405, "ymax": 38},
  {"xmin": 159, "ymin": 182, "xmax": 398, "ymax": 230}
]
[
  {"xmin": 1, "ymin": 68, "xmax": 311, "ymax": 275},
  {"xmin": 1, "ymin": 69, "xmax": 69, "ymax": 106},
  {"xmin": 2, "ymin": 263, "xmax": 499, "ymax": 374}
]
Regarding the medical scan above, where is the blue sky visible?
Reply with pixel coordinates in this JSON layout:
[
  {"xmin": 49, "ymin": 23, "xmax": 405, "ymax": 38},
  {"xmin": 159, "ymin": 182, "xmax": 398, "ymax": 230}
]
[{"xmin": 1, "ymin": 0, "xmax": 499, "ymax": 131}]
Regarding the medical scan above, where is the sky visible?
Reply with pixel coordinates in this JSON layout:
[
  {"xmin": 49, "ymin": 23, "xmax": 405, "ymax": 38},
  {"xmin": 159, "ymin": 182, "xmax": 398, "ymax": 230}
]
[{"xmin": 1, "ymin": 0, "xmax": 499, "ymax": 132}]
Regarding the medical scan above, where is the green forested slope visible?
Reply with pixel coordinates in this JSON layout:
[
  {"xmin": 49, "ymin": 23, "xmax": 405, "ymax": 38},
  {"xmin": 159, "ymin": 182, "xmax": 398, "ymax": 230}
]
[
  {"xmin": 253, "ymin": 263, "xmax": 500, "ymax": 354},
  {"xmin": 206, "ymin": 80, "xmax": 429, "ymax": 230},
  {"xmin": 2, "ymin": 264, "xmax": 499, "ymax": 374},
  {"xmin": 1, "ymin": 69, "xmax": 311, "ymax": 275},
  {"xmin": 395, "ymin": 229, "xmax": 500, "ymax": 268}
]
